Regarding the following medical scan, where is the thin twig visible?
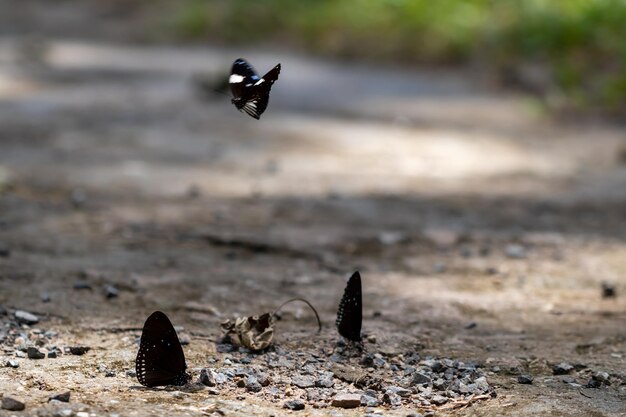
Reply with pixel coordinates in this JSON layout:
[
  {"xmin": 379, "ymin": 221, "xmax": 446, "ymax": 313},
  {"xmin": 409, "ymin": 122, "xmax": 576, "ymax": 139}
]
[{"xmin": 273, "ymin": 297, "xmax": 322, "ymax": 332}]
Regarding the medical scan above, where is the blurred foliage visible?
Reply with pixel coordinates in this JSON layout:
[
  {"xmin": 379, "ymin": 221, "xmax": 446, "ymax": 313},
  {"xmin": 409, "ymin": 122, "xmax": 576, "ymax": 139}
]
[{"xmin": 166, "ymin": 0, "xmax": 626, "ymax": 113}]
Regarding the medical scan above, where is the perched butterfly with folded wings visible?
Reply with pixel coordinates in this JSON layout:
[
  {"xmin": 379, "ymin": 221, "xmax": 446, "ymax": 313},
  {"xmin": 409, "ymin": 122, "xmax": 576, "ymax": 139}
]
[
  {"xmin": 336, "ymin": 271, "xmax": 362, "ymax": 342},
  {"xmin": 230, "ymin": 58, "xmax": 281, "ymax": 119},
  {"xmin": 136, "ymin": 311, "xmax": 190, "ymax": 387}
]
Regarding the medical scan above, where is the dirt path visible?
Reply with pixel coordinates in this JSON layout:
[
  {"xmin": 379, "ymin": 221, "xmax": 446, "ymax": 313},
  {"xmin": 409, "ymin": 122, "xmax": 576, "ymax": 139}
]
[{"xmin": 0, "ymin": 29, "xmax": 625, "ymax": 417}]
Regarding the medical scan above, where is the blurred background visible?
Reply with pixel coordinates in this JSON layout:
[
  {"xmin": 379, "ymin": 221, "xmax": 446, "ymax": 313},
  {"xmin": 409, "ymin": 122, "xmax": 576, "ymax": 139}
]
[{"xmin": 0, "ymin": 1, "xmax": 625, "ymax": 415}]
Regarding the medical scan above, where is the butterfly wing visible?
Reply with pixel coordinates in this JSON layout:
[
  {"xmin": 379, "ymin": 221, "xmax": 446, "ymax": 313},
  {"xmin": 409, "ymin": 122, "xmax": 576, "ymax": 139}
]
[
  {"xmin": 230, "ymin": 59, "xmax": 281, "ymax": 119},
  {"xmin": 242, "ymin": 64, "xmax": 281, "ymax": 119},
  {"xmin": 229, "ymin": 58, "xmax": 260, "ymax": 100},
  {"xmin": 136, "ymin": 311, "xmax": 190, "ymax": 387},
  {"xmin": 336, "ymin": 271, "xmax": 362, "ymax": 342}
]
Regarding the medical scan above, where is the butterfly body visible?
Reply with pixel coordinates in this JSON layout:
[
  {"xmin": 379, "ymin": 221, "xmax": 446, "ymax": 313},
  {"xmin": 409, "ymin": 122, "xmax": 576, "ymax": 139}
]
[
  {"xmin": 336, "ymin": 271, "xmax": 363, "ymax": 342},
  {"xmin": 136, "ymin": 311, "xmax": 190, "ymax": 387},
  {"xmin": 229, "ymin": 58, "xmax": 281, "ymax": 119}
]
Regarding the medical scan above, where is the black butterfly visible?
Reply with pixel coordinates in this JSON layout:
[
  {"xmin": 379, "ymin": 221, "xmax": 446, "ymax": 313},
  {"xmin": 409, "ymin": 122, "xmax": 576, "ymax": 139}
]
[
  {"xmin": 230, "ymin": 58, "xmax": 281, "ymax": 119},
  {"xmin": 136, "ymin": 311, "xmax": 190, "ymax": 387},
  {"xmin": 336, "ymin": 271, "xmax": 362, "ymax": 342}
]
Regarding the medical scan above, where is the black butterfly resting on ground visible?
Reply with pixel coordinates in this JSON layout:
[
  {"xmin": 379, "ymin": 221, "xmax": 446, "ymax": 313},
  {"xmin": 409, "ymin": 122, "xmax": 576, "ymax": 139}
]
[
  {"xmin": 136, "ymin": 311, "xmax": 190, "ymax": 387},
  {"xmin": 230, "ymin": 58, "xmax": 281, "ymax": 119},
  {"xmin": 336, "ymin": 271, "xmax": 363, "ymax": 342}
]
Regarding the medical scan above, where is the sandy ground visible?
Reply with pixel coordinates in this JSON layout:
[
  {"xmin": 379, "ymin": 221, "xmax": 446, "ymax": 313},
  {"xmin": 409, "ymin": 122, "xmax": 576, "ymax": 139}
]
[{"xmin": 1, "ymin": 4, "xmax": 626, "ymax": 416}]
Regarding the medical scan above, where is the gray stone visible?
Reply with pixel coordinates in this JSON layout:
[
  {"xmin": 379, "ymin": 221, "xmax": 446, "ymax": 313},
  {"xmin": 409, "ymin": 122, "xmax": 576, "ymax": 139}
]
[
  {"xmin": 1, "ymin": 396, "xmax": 25, "ymax": 411},
  {"xmin": 505, "ymin": 244, "xmax": 527, "ymax": 259},
  {"xmin": 518, "ymin": 374, "xmax": 533, "ymax": 384},
  {"xmin": 474, "ymin": 376, "xmax": 490, "ymax": 392},
  {"xmin": 49, "ymin": 391, "xmax": 70, "ymax": 402},
  {"xmin": 553, "ymin": 362, "xmax": 574, "ymax": 375},
  {"xmin": 385, "ymin": 386, "xmax": 411, "ymax": 397},
  {"xmin": 292, "ymin": 374, "xmax": 316, "ymax": 388},
  {"xmin": 316, "ymin": 372, "xmax": 335, "ymax": 388},
  {"xmin": 593, "ymin": 371, "xmax": 610, "ymax": 384},
  {"xmin": 360, "ymin": 394, "xmax": 379, "ymax": 407},
  {"xmin": 199, "ymin": 368, "xmax": 215, "ymax": 386},
  {"xmin": 283, "ymin": 400, "xmax": 305, "ymax": 410},
  {"xmin": 14, "ymin": 310, "xmax": 39, "ymax": 325},
  {"xmin": 412, "ymin": 372, "xmax": 431, "ymax": 385},
  {"xmin": 245, "ymin": 375, "xmax": 262, "ymax": 392},
  {"xmin": 421, "ymin": 359, "xmax": 443, "ymax": 372},
  {"xmin": 431, "ymin": 394, "xmax": 448, "ymax": 405},
  {"xmin": 68, "ymin": 346, "xmax": 90, "ymax": 355},
  {"xmin": 5, "ymin": 359, "xmax": 19, "ymax": 368},
  {"xmin": 27, "ymin": 346, "xmax": 45, "ymax": 359},
  {"xmin": 383, "ymin": 392, "xmax": 402, "ymax": 406},
  {"xmin": 214, "ymin": 372, "xmax": 228, "ymax": 384},
  {"xmin": 48, "ymin": 350, "xmax": 58, "ymax": 358},
  {"xmin": 332, "ymin": 392, "xmax": 362, "ymax": 408},
  {"xmin": 256, "ymin": 372, "xmax": 270, "ymax": 386},
  {"xmin": 306, "ymin": 388, "xmax": 321, "ymax": 402},
  {"xmin": 103, "ymin": 284, "xmax": 119, "ymax": 299}
]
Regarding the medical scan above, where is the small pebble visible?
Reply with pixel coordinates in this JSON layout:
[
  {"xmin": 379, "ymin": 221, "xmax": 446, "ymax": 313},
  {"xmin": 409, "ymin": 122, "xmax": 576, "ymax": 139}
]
[
  {"xmin": 73, "ymin": 281, "xmax": 92, "ymax": 290},
  {"xmin": 49, "ymin": 391, "xmax": 70, "ymax": 402},
  {"xmin": 40, "ymin": 292, "xmax": 51, "ymax": 303},
  {"xmin": 412, "ymin": 372, "xmax": 431, "ymax": 385},
  {"xmin": 517, "ymin": 375, "xmax": 533, "ymax": 384},
  {"xmin": 292, "ymin": 375, "xmax": 316, "ymax": 388},
  {"xmin": 5, "ymin": 359, "xmax": 19, "ymax": 368},
  {"xmin": 27, "ymin": 346, "xmax": 45, "ymax": 359},
  {"xmin": 553, "ymin": 362, "xmax": 574, "ymax": 375},
  {"xmin": 245, "ymin": 375, "xmax": 262, "ymax": 392},
  {"xmin": 586, "ymin": 378, "xmax": 602, "ymax": 389},
  {"xmin": 48, "ymin": 350, "xmax": 58, "ymax": 358},
  {"xmin": 383, "ymin": 392, "xmax": 402, "ymax": 406},
  {"xmin": 103, "ymin": 284, "xmax": 119, "ymax": 299},
  {"xmin": 360, "ymin": 394, "xmax": 379, "ymax": 407},
  {"xmin": 70, "ymin": 188, "xmax": 87, "ymax": 208},
  {"xmin": 68, "ymin": 346, "xmax": 90, "ymax": 355},
  {"xmin": 199, "ymin": 368, "xmax": 216, "ymax": 386},
  {"xmin": 283, "ymin": 399, "xmax": 305, "ymax": 410},
  {"xmin": 14, "ymin": 310, "xmax": 39, "ymax": 325},
  {"xmin": 316, "ymin": 372, "xmax": 334, "ymax": 388},
  {"xmin": 505, "ymin": 244, "xmax": 527, "ymax": 259},
  {"xmin": 601, "ymin": 282, "xmax": 616, "ymax": 298},
  {"xmin": 0, "ymin": 244, "xmax": 10, "ymax": 257},
  {"xmin": 431, "ymin": 394, "xmax": 448, "ymax": 405},
  {"xmin": 1, "ymin": 396, "xmax": 25, "ymax": 411},
  {"xmin": 332, "ymin": 393, "xmax": 362, "ymax": 408}
]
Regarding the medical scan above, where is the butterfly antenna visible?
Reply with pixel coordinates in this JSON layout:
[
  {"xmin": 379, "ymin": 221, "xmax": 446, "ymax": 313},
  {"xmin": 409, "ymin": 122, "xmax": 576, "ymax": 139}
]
[{"xmin": 273, "ymin": 298, "xmax": 322, "ymax": 333}]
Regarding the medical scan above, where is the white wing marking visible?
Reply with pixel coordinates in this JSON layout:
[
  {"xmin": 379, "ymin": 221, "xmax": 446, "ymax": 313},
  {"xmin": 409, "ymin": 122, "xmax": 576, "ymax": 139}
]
[{"xmin": 229, "ymin": 74, "xmax": 245, "ymax": 83}]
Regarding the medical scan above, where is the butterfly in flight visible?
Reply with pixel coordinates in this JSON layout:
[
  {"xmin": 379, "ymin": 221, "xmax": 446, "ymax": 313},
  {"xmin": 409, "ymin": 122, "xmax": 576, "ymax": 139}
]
[
  {"xmin": 230, "ymin": 58, "xmax": 281, "ymax": 119},
  {"xmin": 336, "ymin": 271, "xmax": 362, "ymax": 342},
  {"xmin": 136, "ymin": 311, "xmax": 190, "ymax": 387}
]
